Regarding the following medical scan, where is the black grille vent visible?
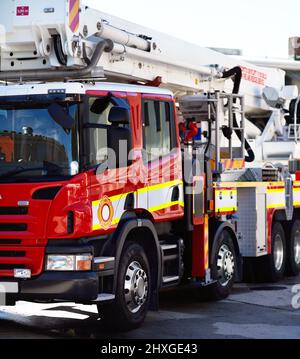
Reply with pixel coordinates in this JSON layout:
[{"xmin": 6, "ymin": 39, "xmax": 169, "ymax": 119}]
[
  {"xmin": 0, "ymin": 223, "xmax": 27, "ymax": 231},
  {"xmin": 0, "ymin": 239, "xmax": 21, "ymax": 245},
  {"xmin": 0, "ymin": 207, "xmax": 28, "ymax": 215},
  {"xmin": 32, "ymin": 186, "xmax": 62, "ymax": 200},
  {"xmin": 0, "ymin": 251, "xmax": 25, "ymax": 257}
]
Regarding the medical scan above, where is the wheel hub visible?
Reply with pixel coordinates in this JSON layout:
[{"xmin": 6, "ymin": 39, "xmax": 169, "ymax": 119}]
[
  {"xmin": 124, "ymin": 261, "xmax": 148, "ymax": 314},
  {"xmin": 273, "ymin": 234, "xmax": 284, "ymax": 271},
  {"xmin": 136, "ymin": 277, "xmax": 146, "ymax": 297},
  {"xmin": 294, "ymin": 231, "xmax": 300, "ymax": 265},
  {"xmin": 217, "ymin": 244, "xmax": 235, "ymax": 287}
]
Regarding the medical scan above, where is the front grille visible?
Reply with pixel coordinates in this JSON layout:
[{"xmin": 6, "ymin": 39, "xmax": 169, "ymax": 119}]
[
  {"xmin": 0, "ymin": 246, "xmax": 44, "ymax": 277},
  {"xmin": 0, "ymin": 207, "xmax": 28, "ymax": 215},
  {"xmin": 0, "ymin": 264, "xmax": 25, "ymax": 270},
  {"xmin": 0, "ymin": 224, "xmax": 27, "ymax": 231},
  {"xmin": 0, "ymin": 249, "xmax": 27, "ymax": 273},
  {"xmin": 0, "ymin": 239, "xmax": 21, "ymax": 245},
  {"xmin": 0, "ymin": 251, "xmax": 25, "ymax": 257}
]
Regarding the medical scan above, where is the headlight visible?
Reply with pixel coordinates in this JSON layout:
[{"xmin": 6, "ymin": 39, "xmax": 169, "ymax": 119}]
[{"xmin": 46, "ymin": 254, "xmax": 92, "ymax": 271}]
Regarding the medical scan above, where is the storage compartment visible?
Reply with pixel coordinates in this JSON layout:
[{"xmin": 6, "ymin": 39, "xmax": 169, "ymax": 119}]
[{"xmin": 236, "ymin": 186, "xmax": 267, "ymax": 257}]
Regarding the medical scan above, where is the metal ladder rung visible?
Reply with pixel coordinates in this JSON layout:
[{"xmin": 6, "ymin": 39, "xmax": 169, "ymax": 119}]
[
  {"xmin": 232, "ymin": 109, "xmax": 245, "ymax": 114},
  {"xmin": 161, "ymin": 244, "xmax": 177, "ymax": 251},
  {"xmin": 162, "ymin": 276, "xmax": 179, "ymax": 284}
]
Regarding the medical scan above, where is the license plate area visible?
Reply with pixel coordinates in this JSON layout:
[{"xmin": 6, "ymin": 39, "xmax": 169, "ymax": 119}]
[{"xmin": 0, "ymin": 282, "xmax": 19, "ymax": 293}]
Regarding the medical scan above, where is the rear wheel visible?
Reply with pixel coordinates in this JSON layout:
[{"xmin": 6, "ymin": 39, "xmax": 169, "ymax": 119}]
[
  {"xmin": 286, "ymin": 220, "xmax": 300, "ymax": 276},
  {"xmin": 98, "ymin": 241, "xmax": 151, "ymax": 331},
  {"xmin": 206, "ymin": 229, "xmax": 237, "ymax": 300},
  {"xmin": 257, "ymin": 222, "xmax": 287, "ymax": 282}
]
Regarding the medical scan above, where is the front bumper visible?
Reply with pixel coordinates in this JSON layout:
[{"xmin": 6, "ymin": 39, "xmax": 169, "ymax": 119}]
[
  {"xmin": 18, "ymin": 271, "xmax": 99, "ymax": 302},
  {"xmin": 1, "ymin": 239, "xmax": 115, "ymax": 304},
  {"xmin": 2, "ymin": 271, "xmax": 101, "ymax": 304}
]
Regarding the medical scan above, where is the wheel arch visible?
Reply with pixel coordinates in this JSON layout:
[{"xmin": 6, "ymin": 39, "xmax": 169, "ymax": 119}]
[
  {"xmin": 271, "ymin": 209, "xmax": 300, "ymax": 247},
  {"xmin": 108, "ymin": 212, "xmax": 162, "ymax": 309},
  {"xmin": 209, "ymin": 219, "xmax": 242, "ymax": 281}
]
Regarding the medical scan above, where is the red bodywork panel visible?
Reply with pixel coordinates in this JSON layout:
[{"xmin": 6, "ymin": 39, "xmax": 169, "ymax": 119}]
[
  {"xmin": 192, "ymin": 216, "xmax": 209, "ymax": 278},
  {"xmin": 0, "ymin": 174, "xmax": 91, "ymax": 277}
]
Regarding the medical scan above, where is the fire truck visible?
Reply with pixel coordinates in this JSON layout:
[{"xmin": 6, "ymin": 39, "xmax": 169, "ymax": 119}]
[{"xmin": 0, "ymin": 0, "xmax": 300, "ymax": 331}]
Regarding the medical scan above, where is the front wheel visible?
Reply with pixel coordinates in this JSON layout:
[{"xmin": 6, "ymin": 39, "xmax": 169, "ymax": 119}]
[
  {"xmin": 206, "ymin": 229, "xmax": 237, "ymax": 300},
  {"xmin": 98, "ymin": 241, "xmax": 151, "ymax": 331}
]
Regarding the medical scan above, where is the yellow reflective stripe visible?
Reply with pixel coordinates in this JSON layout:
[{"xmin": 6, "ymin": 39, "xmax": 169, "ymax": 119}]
[
  {"xmin": 267, "ymin": 189, "xmax": 285, "ymax": 194},
  {"xmin": 93, "ymin": 198, "xmax": 184, "ymax": 229},
  {"xmin": 148, "ymin": 200, "xmax": 184, "ymax": 213},
  {"xmin": 110, "ymin": 193, "xmax": 128, "ymax": 202},
  {"xmin": 92, "ymin": 193, "xmax": 128, "ymax": 207},
  {"xmin": 92, "ymin": 200, "xmax": 101, "ymax": 207},
  {"xmin": 92, "ymin": 217, "xmax": 120, "ymax": 230},
  {"xmin": 137, "ymin": 180, "xmax": 183, "ymax": 194},
  {"xmin": 92, "ymin": 199, "xmax": 184, "ymax": 230},
  {"xmin": 294, "ymin": 188, "xmax": 300, "ymax": 192},
  {"xmin": 93, "ymin": 181, "xmax": 183, "ymax": 207},
  {"xmin": 294, "ymin": 201, "xmax": 300, "ymax": 206},
  {"xmin": 216, "ymin": 207, "xmax": 237, "ymax": 213},
  {"xmin": 267, "ymin": 203, "xmax": 285, "ymax": 209},
  {"xmin": 112, "ymin": 217, "xmax": 120, "ymax": 224},
  {"xmin": 92, "ymin": 180, "xmax": 184, "ymax": 230},
  {"xmin": 217, "ymin": 182, "xmax": 285, "ymax": 188},
  {"xmin": 215, "ymin": 190, "xmax": 237, "ymax": 195}
]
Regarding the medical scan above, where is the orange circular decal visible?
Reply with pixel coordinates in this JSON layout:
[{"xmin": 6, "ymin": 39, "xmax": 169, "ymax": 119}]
[{"xmin": 97, "ymin": 196, "xmax": 114, "ymax": 230}]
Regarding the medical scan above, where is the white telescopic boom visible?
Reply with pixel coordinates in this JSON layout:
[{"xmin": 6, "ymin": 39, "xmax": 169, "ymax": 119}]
[{"xmin": 0, "ymin": 0, "xmax": 285, "ymax": 113}]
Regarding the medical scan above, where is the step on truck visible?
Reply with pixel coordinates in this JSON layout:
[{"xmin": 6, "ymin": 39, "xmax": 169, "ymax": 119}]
[{"xmin": 0, "ymin": 0, "xmax": 299, "ymax": 330}]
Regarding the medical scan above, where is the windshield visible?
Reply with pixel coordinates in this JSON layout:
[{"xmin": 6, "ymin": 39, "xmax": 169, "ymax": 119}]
[{"xmin": 0, "ymin": 101, "xmax": 79, "ymax": 181}]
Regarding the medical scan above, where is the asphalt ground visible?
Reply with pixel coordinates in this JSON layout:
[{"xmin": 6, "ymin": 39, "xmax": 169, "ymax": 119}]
[{"xmin": 0, "ymin": 275, "xmax": 299, "ymax": 339}]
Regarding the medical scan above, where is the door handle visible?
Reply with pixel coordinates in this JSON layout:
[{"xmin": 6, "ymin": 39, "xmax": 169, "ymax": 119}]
[{"xmin": 171, "ymin": 186, "xmax": 180, "ymax": 202}]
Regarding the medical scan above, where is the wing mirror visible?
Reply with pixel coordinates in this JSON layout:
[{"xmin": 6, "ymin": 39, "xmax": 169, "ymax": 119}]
[
  {"xmin": 108, "ymin": 106, "xmax": 130, "ymax": 125},
  {"xmin": 48, "ymin": 103, "xmax": 74, "ymax": 130}
]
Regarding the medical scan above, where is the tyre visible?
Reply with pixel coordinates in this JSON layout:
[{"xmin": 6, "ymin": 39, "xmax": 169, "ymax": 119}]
[
  {"xmin": 286, "ymin": 219, "xmax": 300, "ymax": 276},
  {"xmin": 98, "ymin": 241, "xmax": 151, "ymax": 331},
  {"xmin": 257, "ymin": 221, "xmax": 287, "ymax": 282},
  {"xmin": 206, "ymin": 229, "xmax": 237, "ymax": 300}
]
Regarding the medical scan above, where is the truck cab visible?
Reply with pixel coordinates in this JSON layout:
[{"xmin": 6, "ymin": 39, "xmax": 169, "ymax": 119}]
[{"xmin": 0, "ymin": 82, "xmax": 187, "ymax": 326}]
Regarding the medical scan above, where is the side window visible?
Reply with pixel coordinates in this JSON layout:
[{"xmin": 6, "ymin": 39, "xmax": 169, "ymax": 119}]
[
  {"xmin": 0, "ymin": 110, "xmax": 9, "ymax": 132},
  {"xmin": 143, "ymin": 100, "xmax": 175, "ymax": 162},
  {"xmin": 85, "ymin": 96, "xmax": 130, "ymax": 168}
]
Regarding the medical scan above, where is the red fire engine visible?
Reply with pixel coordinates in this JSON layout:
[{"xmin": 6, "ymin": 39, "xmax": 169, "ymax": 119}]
[{"xmin": 0, "ymin": 1, "xmax": 299, "ymax": 331}]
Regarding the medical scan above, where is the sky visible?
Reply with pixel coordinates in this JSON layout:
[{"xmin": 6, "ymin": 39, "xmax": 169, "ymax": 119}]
[{"xmin": 83, "ymin": 0, "xmax": 299, "ymax": 59}]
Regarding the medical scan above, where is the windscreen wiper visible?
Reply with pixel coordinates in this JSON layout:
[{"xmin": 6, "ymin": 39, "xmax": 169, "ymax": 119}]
[{"xmin": 0, "ymin": 161, "xmax": 63, "ymax": 179}]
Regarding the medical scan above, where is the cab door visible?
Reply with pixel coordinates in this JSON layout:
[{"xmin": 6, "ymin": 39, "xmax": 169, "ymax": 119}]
[
  {"xmin": 140, "ymin": 95, "xmax": 184, "ymax": 221},
  {"xmin": 84, "ymin": 90, "xmax": 137, "ymax": 234}
]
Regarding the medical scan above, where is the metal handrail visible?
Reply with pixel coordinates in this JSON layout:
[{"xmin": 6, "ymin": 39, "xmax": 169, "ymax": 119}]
[{"xmin": 294, "ymin": 96, "xmax": 300, "ymax": 143}]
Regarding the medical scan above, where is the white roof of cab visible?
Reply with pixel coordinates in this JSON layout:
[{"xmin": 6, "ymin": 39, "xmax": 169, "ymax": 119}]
[
  {"xmin": 0, "ymin": 82, "xmax": 174, "ymax": 97},
  {"xmin": 85, "ymin": 82, "xmax": 174, "ymax": 96}
]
